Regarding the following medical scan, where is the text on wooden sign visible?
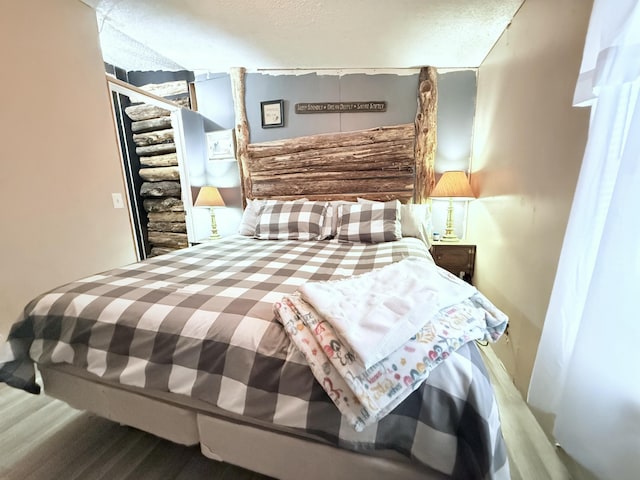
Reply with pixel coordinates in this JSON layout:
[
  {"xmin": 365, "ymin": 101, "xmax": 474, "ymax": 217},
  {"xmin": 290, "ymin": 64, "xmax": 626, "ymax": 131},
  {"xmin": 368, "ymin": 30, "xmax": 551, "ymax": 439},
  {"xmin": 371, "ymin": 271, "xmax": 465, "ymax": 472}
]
[{"xmin": 295, "ymin": 101, "xmax": 387, "ymax": 114}]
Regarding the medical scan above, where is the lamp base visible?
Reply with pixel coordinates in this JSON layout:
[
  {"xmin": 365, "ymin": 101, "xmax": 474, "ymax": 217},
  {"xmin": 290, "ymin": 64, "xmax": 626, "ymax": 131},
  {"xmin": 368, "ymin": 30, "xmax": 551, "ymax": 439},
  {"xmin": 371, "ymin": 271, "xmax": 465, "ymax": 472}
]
[
  {"xmin": 440, "ymin": 234, "xmax": 459, "ymax": 242},
  {"xmin": 441, "ymin": 197, "xmax": 459, "ymax": 242},
  {"xmin": 210, "ymin": 209, "xmax": 221, "ymax": 240}
]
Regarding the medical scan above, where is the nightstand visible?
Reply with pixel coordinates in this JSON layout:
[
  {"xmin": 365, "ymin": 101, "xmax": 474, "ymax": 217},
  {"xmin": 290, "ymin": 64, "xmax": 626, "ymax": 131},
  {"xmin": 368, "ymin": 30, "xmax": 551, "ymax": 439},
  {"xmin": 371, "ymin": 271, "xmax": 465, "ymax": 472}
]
[{"xmin": 430, "ymin": 242, "xmax": 476, "ymax": 284}]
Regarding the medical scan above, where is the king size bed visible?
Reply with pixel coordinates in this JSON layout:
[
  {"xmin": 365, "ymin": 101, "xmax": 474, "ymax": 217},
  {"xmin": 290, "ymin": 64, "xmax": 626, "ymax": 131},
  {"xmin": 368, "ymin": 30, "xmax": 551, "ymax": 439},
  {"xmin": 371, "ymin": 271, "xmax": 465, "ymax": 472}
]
[{"xmin": 0, "ymin": 68, "xmax": 510, "ymax": 479}]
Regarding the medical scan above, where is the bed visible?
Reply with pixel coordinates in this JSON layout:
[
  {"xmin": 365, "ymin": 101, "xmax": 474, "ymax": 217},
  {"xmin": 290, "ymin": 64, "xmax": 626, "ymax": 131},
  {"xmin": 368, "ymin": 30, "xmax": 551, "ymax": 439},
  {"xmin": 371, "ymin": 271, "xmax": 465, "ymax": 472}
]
[
  {"xmin": 1, "ymin": 233, "xmax": 508, "ymax": 479},
  {"xmin": 0, "ymin": 68, "xmax": 510, "ymax": 479}
]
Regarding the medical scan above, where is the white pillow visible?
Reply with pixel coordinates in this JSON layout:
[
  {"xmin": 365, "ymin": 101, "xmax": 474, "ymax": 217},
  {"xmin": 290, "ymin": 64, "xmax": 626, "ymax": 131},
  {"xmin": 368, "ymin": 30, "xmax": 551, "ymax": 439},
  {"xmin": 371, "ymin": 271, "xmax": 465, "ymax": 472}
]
[
  {"xmin": 323, "ymin": 200, "xmax": 358, "ymax": 239},
  {"xmin": 401, "ymin": 204, "xmax": 432, "ymax": 246}
]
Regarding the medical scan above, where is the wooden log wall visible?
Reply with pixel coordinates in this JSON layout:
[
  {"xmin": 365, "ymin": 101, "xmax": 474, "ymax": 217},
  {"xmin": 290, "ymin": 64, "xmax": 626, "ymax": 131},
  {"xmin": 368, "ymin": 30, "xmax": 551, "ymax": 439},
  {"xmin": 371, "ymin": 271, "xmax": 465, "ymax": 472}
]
[
  {"xmin": 414, "ymin": 66, "xmax": 438, "ymax": 203},
  {"xmin": 232, "ymin": 66, "xmax": 438, "ymax": 204},
  {"xmin": 245, "ymin": 124, "xmax": 415, "ymax": 202},
  {"xmin": 124, "ymin": 82, "xmax": 191, "ymax": 256}
]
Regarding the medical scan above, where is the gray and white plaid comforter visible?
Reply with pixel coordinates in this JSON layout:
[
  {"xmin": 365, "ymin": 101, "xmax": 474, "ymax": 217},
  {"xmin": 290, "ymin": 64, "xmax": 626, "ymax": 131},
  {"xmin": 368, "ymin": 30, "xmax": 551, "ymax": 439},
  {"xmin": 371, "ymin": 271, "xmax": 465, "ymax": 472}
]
[{"xmin": 0, "ymin": 235, "xmax": 508, "ymax": 479}]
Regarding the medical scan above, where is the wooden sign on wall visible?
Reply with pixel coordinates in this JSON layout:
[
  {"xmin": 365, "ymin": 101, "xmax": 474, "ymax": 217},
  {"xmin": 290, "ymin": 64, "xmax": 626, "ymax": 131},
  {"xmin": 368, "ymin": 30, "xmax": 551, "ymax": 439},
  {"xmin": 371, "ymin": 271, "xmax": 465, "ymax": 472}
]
[{"xmin": 295, "ymin": 101, "xmax": 387, "ymax": 114}]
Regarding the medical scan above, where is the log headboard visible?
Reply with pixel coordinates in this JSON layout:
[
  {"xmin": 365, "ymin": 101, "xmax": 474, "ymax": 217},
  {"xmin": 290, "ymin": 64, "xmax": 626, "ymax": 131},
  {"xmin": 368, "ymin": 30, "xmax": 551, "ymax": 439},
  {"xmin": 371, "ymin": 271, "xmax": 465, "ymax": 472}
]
[{"xmin": 230, "ymin": 67, "xmax": 437, "ymax": 206}]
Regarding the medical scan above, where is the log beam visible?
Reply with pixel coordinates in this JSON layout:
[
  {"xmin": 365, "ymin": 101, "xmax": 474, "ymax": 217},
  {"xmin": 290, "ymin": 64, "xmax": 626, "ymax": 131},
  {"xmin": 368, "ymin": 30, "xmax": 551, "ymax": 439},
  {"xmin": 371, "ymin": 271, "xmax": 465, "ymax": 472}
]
[
  {"xmin": 139, "ymin": 166, "xmax": 180, "ymax": 182},
  {"xmin": 148, "ymin": 222, "xmax": 187, "ymax": 233},
  {"xmin": 230, "ymin": 67, "xmax": 250, "ymax": 208},
  {"xmin": 414, "ymin": 66, "xmax": 438, "ymax": 203},
  {"xmin": 139, "ymin": 153, "xmax": 178, "ymax": 168},
  {"xmin": 148, "ymin": 232, "xmax": 188, "ymax": 249},
  {"xmin": 124, "ymin": 97, "xmax": 189, "ymax": 121},
  {"xmin": 133, "ymin": 129, "xmax": 174, "ymax": 147},
  {"xmin": 148, "ymin": 211, "xmax": 186, "ymax": 223},
  {"xmin": 132, "ymin": 116, "xmax": 173, "ymax": 133},
  {"xmin": 143, "ymin": 197, "xmax": 184, "ymax": 212},
  {"xmin": 140, "ymin": 181, "xmax": 181, "ymax": 197},
  {"xmin": 136, "ymin": 143, "xmax": 176, "ymax": 157}
]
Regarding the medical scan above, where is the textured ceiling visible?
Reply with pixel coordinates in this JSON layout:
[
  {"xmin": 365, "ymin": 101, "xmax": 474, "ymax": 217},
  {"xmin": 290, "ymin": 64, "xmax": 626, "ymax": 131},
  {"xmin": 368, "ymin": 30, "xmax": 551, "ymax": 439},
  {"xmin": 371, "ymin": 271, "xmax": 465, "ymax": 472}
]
[{"xmin": 82, "ymin": 0, "xmax": 524, "ymax": 73}]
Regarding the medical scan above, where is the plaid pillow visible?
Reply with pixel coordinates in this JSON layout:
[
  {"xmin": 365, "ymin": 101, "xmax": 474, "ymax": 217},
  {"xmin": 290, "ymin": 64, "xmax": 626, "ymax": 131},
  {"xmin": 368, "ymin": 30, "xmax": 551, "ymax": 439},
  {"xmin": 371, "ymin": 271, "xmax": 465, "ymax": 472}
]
[
  {"xmin": 238, "ymin": 198, "xmax": 308, "ymax": 236},
  {"xmin": 357, "ymin": 198, "xmax": 432, "ymax": 246},
  {"xmin": 336, "ymin": 200, "xmax": 402, "ymax": 243},
  {"xmin": 255, "ymin": 201, "xmax": 328, "ymax": 240}
]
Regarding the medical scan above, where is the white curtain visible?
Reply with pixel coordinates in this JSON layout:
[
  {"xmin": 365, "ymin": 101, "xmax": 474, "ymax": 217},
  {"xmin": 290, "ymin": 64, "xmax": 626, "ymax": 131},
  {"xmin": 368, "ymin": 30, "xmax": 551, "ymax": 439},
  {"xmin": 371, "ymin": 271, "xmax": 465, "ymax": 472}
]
[{"xmin": 528, "ymin": 1, "xmax": 640, "ymax": 479}]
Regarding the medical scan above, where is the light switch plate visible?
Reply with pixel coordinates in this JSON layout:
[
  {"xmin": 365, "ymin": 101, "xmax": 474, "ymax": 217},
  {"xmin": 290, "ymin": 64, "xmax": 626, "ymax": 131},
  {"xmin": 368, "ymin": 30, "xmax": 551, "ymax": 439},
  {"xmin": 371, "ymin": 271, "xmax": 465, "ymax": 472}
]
[{"xmin": 112, "ymin": 193, "xmax": 125, "ymax": 209}]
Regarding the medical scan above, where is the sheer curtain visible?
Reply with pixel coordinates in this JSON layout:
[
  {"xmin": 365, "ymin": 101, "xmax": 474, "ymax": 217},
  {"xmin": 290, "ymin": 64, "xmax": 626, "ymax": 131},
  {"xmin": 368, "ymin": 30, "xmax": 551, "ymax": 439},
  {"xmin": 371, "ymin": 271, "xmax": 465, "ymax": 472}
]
[{"xmin": 528, "ymin": 1, "xmax": 640, "ymax": 479}]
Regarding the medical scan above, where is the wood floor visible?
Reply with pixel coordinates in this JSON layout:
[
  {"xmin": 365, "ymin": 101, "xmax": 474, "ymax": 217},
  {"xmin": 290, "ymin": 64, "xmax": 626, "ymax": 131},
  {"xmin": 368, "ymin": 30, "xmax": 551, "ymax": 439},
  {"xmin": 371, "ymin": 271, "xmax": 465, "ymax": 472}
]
[
  {"xmin": 0, "ymin": 382, "xmax": 271, "ymax": 480},
  {"xmin": 479, "ymin": 346, "xmax": 572, "ymax": 480},
  {"xmin": 0, "ymin": 347, "xmax": 571, "ymax": 480}
]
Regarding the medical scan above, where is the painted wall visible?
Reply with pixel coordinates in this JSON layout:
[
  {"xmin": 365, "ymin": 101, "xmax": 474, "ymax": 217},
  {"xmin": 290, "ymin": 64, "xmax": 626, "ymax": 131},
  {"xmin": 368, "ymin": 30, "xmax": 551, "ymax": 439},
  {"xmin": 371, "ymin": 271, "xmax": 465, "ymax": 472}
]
[
  {"xmin": 196, "ymin": 70, "xmax": 475, "ymax": 145},
  {"xmin": 431, "ymin": 70, "xmax": 477, "ymax": 239},
  {"xmin": 468, "ymin": 0, "xmax": 592, "ymax": 404},
  {"xmin": 0, "ymin": 0, "xmax": 136, "ymax": 337},
  {"xmin": 196, "ymin": 71, "xmax": 421, "ymax": 142}
]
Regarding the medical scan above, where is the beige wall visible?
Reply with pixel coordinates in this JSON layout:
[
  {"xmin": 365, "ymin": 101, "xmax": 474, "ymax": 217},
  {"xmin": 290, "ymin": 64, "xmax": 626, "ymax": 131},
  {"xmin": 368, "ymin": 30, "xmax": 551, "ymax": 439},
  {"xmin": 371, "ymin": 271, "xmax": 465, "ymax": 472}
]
[
  {"xmin": 468, "ymin": 0, "xmax": 592, "ymax": 396},
  {"xmin": 0, "ymin": 0, "xmax": 136, "ymax": 337}
]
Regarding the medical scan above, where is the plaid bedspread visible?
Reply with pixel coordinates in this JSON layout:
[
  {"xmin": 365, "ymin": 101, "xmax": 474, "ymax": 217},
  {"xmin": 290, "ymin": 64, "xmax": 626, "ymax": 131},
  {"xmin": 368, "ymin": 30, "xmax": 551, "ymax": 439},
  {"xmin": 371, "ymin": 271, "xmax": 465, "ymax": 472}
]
[{"xmin": 0, "ymin": 235, "xmax": 509, "ymax": 479}]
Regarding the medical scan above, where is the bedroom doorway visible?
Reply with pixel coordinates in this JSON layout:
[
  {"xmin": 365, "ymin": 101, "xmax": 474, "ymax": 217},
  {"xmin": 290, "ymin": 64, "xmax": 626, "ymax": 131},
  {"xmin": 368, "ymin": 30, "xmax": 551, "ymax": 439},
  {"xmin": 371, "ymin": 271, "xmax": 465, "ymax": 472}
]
[{"xmin": 107, "ymin": 78, "xmax": 188, "ymax": 259}]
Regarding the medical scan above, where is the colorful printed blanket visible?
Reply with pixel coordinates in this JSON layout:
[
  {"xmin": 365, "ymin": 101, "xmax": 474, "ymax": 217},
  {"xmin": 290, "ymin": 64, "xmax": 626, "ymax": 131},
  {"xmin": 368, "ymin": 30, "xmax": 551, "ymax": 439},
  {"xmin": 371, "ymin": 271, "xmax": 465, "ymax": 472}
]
[{"xmin": 274, "ymin": 262, "xmax": 508, "ymax": 431}]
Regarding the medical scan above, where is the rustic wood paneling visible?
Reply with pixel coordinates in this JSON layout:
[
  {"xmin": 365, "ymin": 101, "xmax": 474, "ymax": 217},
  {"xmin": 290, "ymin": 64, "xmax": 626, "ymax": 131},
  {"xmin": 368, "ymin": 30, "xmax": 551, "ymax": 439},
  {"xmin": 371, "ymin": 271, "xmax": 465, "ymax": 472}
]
[
  {"xmin": 244, "ymin": 124, "xmax": 415, "ymax": 202},
  {"xmin": 414, "ymin": 66, "xmax": 438, "ymax": 203},
  {"xmin": 238, "ymin": 67, "xmax": 438, "ymax": 203},
  {"xmin": 230, "ymin": 67, "xmax": 251, "ymax": 208}
]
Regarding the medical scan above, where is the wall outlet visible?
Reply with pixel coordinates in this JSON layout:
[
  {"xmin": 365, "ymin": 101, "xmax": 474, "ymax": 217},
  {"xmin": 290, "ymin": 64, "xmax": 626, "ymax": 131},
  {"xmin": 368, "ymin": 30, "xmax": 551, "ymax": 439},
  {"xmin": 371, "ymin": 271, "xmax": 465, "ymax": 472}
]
[{"xmin": 111, "ymin": 193, "xmax": 125, "ymax": 209}]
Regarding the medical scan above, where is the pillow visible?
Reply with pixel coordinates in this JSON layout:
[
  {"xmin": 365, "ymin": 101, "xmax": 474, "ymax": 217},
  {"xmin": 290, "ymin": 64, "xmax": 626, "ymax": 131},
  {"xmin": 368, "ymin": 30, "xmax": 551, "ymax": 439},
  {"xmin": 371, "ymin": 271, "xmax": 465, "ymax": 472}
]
[
  {"xmin": 336, "ymin": 200, "xmax": 401, "ymax": 243},
  {"xmin": 238, "ymin": 198, "xmax": 307, "ymax": 236},
  {"xmin": 357, "ymin": 198, "xmax": 432, "ymax": 246},
  {"xmin": 399, "ymin": 204, "xmax": 432, "ymax": 246},
  {"xmin": 255, "ymin": 201, "xmax": 328, "ymax": 240},
  {"xmin": 323, "ymin": 200, "xmax": 358, "ymax": 239}
]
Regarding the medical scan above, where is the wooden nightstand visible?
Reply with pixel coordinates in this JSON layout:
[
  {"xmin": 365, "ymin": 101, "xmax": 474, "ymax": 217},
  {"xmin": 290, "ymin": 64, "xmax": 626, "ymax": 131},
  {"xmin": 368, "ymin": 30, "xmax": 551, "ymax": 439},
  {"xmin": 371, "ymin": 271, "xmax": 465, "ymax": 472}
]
[{"xmin": 430, "ymin": 242, "xmax": 476, "ymax": 284}]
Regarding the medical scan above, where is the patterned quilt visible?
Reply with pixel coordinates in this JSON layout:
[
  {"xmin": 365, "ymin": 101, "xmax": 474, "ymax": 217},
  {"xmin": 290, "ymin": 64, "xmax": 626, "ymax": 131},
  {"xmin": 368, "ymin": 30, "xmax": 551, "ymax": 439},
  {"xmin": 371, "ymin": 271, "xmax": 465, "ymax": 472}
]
[{"xmin": 0, "ymin": 235, "xmax": 509, "ymax": 479}]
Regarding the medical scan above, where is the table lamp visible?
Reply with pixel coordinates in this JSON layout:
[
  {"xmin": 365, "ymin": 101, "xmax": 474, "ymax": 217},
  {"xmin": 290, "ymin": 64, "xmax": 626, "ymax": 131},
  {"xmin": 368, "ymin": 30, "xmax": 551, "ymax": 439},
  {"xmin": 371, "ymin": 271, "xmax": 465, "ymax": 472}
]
[
  {"xmin": 194, "ymin": 186, "xmax": 225, "ymax": 239},
  {"xmin": 430, "ymin": 171, "xmax": 475, "ymax": 242}
]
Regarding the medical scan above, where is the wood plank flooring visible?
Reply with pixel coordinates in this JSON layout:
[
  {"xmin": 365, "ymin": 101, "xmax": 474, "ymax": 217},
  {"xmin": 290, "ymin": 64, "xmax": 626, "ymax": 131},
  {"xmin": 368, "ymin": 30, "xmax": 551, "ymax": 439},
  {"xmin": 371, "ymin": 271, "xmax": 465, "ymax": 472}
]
[
  {"xmin": 479, "ymin": 345, "xmax": 572, "ymax": 480},
  {"xmin": 0, "ymin": 382, "xmax": 271, "ymax": 480},
  {"xmin": 0, "ymin": 347, "xmax": 572, "ymax": 479}
]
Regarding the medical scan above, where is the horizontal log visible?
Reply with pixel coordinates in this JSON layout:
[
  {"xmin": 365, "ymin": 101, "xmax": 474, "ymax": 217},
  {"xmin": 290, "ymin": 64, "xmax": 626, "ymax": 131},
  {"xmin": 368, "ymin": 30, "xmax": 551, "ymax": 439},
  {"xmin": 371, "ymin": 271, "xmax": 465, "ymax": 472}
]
[
  {"xmin": 133, "ymin": 129, "xmax": 174, "ymax": 147},
  {"xmin": 139, "ymin": 153, "xmax": 178, "ymax": 167},
  {"xmin": 251, "ymin": 176, "xmax": 414, "ymax": 198},
  {"xmin": 248, "ymin": 142, "xmax": 414, "ymax": 177},
  {"xmin": 149, "ymin": 247, "xmax": 176, "ymax": 257},
  {"xmin": 136, "ymin": 143, "xmax": 176, "ymax": 156},
  {"xmin": 132, "ymin": 116, "xmax": 173, "ymax": 133},
  {"xmin": 147, "ymin": 211, "xmax": 186, "ymax": 222},
  {"xmin": 248, "ymin": 124, "xmax": 413, "ymax": 159},
  {"xmin": 139, "ymin": 80, "xmax": 188, "ymax": 98},
  {"xmin": 252, "ymin": 168, "xmax": 413, "ymax": 184},
  {"xmin": 143, "ymin": 197, "xmax": 184, "ymax": 213},
  {"xmin": 254, "ymin": 192, "xmax": 414, "ymax": 203},
  {"xmin": 125, "ymin": 103, "xmax": 171, "ymax": 122},
  {"xmin": 140, "ymin": 181, "xmax": 181, "ymax": 197},
  {"xmin": 125, "ymin": 97, "xmax": 189, "ymax": 121},
  {"xmin": 139, "ymin": 166, "xmax": 180, "ymax": 182},
  {"xmin": 148, "ymin": 231, "xmax": 188, "ymax": 248},
  {"xmin": 148, "ymin": 221, "xmax": 187, "ymax": 233}
]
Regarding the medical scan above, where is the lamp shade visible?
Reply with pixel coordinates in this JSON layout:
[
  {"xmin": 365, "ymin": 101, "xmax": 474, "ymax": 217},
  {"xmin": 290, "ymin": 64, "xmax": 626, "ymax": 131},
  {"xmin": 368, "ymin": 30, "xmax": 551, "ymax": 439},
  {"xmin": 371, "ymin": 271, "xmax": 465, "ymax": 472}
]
[
  {"xmin": 430, "ymin": 171, "xmax": 475, "ymax": 199},
  {"xmin": 194, "ymin": 186, "xmax": 225, "ymax": 207}
]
